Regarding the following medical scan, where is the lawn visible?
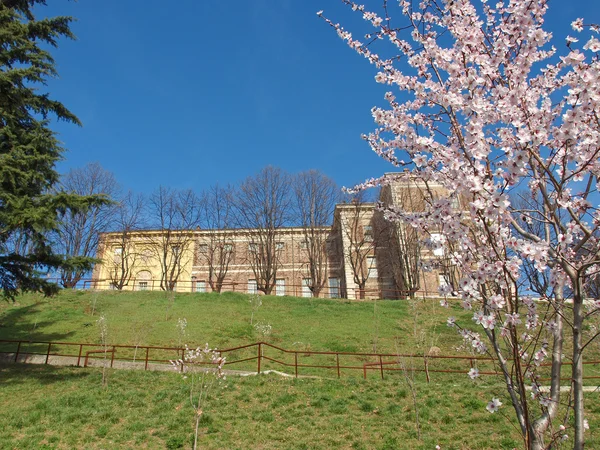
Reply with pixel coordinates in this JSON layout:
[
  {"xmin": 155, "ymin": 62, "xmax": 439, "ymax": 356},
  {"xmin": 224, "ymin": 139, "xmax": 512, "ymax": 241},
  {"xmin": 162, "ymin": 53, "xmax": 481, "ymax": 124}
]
[
  {"xmin": 1, "ymin": 290, "xmax": 599, "ymax": 379},
  {"xmin": 1, "ymin": 290, "xmax": 600, "ymax": 449},
  {"xmin": 0, "ymin": 290, "xmax": 468, "ymax": 356},
  {"xmin": 0, "ymin": 363, "xmax": 572, "ymax": 450}
]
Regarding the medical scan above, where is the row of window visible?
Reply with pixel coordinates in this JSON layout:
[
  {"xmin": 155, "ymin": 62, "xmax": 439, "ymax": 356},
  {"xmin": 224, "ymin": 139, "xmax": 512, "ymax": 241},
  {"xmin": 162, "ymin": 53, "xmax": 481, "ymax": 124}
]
[
  {"xmin": 195, "ymin": 240, "xmax": 333, "ymax": 254},
  {"xmin": 115, "ymin": 231, "xmax": 441, "ymax": 264},
  {"xmin": 114, "ymin": 238, "xmax": 344, "ymax": 264},
  {"xmin": 121, "ymin": 276, "xmax": 351, "ymax": 299},
  {"xmin": 247, "ymin": 278, "xmax": 340, "ymax": 298},
  {"xmin": 197, "ymin": 244, "xmax": 234, "ymax": 253}
]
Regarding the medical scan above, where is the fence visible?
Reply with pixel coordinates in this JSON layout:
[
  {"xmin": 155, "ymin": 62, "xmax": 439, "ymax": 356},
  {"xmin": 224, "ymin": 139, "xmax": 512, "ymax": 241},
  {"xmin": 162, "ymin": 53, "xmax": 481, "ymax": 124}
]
[{"xmin": 1, "ymin": 339, "xmax": 599, "ymax": 382}]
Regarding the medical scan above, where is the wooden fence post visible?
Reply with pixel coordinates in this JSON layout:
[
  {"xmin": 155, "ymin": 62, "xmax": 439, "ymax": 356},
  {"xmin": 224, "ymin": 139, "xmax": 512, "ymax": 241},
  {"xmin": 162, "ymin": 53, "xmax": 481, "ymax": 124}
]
[
  {"xmin": 257, "ymin": 343, "xmax": 262, "ymax": 374},
  {"xmin": 14, "ymin": 341, "xmax": 21, "ymax": 363},
  {"xmin": 45, "ymin": 343, "xmax": 52, "ymax": 364},
  {"xmin": 77, "ymin": 344, "xmax": 83, "ymax": 367},
  {"xmin": 294, "ymin": 352, "xmax": 298, "ymax": 378}
]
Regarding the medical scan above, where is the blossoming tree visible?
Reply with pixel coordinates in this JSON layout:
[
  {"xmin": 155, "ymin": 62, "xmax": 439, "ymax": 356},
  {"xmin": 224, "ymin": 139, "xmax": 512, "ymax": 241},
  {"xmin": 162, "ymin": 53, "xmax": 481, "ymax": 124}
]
[{"xmin": 320, "ymin": 1, "xmax": 600, "ymax": 448}]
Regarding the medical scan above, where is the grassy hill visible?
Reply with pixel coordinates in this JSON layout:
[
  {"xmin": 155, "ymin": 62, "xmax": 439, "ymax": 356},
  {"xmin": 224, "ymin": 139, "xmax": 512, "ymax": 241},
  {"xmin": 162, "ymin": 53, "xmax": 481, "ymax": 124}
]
[
  {"xmin": 0, "ymin": 290, "xmax": 467, "ymax": 355},
  {"xmin": 1, "ymin": 290, "xmax": 600, "ymax": 449}
]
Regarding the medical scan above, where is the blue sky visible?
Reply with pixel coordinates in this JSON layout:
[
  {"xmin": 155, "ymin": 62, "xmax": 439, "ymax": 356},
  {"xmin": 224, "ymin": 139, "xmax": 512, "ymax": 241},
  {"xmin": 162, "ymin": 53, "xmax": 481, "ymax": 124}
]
[{"xmin": 39, "ymin": 0, "xmax": 600, "ymax": 196}]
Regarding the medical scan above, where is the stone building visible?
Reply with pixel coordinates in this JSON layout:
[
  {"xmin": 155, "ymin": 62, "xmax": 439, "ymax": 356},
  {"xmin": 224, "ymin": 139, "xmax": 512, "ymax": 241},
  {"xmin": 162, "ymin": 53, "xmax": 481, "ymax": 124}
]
[{"xmin": 93, "ymin": 174, "xmax": 457, "ymax": 299}]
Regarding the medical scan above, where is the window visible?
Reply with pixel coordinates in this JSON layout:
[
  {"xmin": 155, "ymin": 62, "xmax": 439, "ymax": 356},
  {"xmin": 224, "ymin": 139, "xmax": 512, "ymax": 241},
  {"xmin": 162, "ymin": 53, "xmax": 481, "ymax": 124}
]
[
  {"xmin": 248, "ymin": 279, "xmax": 257, "ymax": 294},
  {"xmin": 329, "ymin": 278, "xmax": 340, "ymax": 299},
  {"xmin": 439, "ymin": 274, "xmax": 449, "ymax": 289},
  {"xmin": 224, "ymin": 243, "xmax": 233, "ymax": 252},
  {"xmin": 198, "ymin": 244, "xmax": 208, "ymax": 254},
  {"xmin": 430, "ymin": 233, "xmax": 445, "ymax": 256},
  {"xmin": 276, "ymin": 278, "xmax": 285, "ymax": 296},
  {"xmin": 302, "ymin": 278, "xmax": 313, "ymax": 298},
  {"xmin": 136, "ymin": 271, "xmax": 152, "ymax": 290},
  {"xmin": 195, "ymin": 280, "xmax": 206, "ymax": 293},
  {"xmin": 367, "ymin": 256, "xmax": 378, "ymax": 279},
  {"xmin": 276, "ymin": 242, "xmax": 284, "ymax": 250},
  {"xmin": 364, "ymin": 225, "xmax": 373, "ymax": 242},
  {"xmin": 299, "ymin": 240, "xmax": 308, "ymax": 250},
  {"xmin": 113, "ymin": 247, "xmax": 123, "ymax": 263},
  {"xmin": 249, "ymin": 243, "xmax": 257, "ymax": 252}
]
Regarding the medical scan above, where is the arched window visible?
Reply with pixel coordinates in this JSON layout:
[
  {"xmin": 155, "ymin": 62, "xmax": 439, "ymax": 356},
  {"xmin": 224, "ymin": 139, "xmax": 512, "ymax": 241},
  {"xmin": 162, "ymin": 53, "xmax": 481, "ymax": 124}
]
[{"xmin": 136, "ymin": 270, "xmax": 152, "ymax": 291}]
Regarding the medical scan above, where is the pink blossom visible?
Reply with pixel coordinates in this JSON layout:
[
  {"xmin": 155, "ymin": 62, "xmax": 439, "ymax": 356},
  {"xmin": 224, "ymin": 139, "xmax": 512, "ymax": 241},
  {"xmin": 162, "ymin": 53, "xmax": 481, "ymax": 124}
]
[
  {"xmin": 481, "ymin": 314, "xmax": 496, "ymax": 330},
  {"xmin": 563, "ymin": 50, "xmax": 586, "ymax": 65},
  {"xmin": 486, "ymin": 398, "xmax": 502, "ymax": 413},
  {"xmin": 413, "ymin": 153, "xmax": 427, "ymax": 167},
  {"xmin": 468, "ymin": 367, "xmax": 480, "ymax": 379},
  {"xmin": 473, "ymin": 310, "xmax": 485, "ymax": 326},
  {"xmin": 584, "ymin": 37, "xmax": 600, "ymax": 52},
  {"xmin": 505, "ymin": 313, "xmax": 521, "ymax": 327},
  {"xmin": 572, "ymin": 18, "xmax": 584, "ymax": 32}
]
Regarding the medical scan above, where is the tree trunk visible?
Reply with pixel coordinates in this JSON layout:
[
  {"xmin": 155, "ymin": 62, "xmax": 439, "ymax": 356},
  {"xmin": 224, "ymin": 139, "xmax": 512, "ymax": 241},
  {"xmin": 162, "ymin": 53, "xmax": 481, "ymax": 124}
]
[
  {"xmin": 359, "ymin": 286, "xmax": 366, "ymax": 300},
  {"xmin": 263, "ymin": 285, "xmax": 274, "ymax": 295},
  {"xmin": 572, "ymin": 279, "xmax": 585, "ymax": 449},
  {"xmin": 532, "ymin": 295, "xmax": 564, "ymax": 450}
]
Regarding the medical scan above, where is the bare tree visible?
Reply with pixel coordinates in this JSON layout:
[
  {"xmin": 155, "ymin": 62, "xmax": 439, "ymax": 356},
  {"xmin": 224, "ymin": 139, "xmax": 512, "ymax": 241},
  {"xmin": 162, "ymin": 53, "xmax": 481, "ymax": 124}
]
[
  {"xmin": 374, "ymin": 181, "xmax": 420, "ymax": 298},
  {"xmin": 147, "ymin": 186, "xmax": 201, "ymax": 291},
  {"xmin": 373, "ymin": 210, "xmax": 420, "ymax": 299},
  {"xmin": 54, "ymin": 163, "xmax": 118, "ymax": 288},
  {"xmin": 234, "ymin": 166, "xmax": 292, "ymax": 295},
  {"xmin": 106, "ymin": 191, "xmax": 145, "ymax": 290},
  {"xmin": 197, "ymin": 184, "xmax": 235, "ymax": 293},
  {"xmin": 339, "ymin": 192, "xmax": 378, "ymax": 299},
  {"xmin": 293, "ymin": 170, "xmax": 338, "ymax": 298}
]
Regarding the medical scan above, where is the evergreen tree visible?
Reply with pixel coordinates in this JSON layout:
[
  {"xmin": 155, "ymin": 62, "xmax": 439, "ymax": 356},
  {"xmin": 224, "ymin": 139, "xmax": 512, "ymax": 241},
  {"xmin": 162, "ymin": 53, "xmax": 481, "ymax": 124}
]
[{"xmin": 0, "ymin": 0, "xmax": 105, "ymax": 298}]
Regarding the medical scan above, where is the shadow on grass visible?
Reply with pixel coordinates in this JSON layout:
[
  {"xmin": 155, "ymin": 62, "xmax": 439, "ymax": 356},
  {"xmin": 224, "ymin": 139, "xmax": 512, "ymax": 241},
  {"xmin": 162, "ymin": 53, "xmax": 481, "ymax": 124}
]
[
  {"xmin": 0, "ymin": 303, "xmax": 77, "ymax": 343},
  {"xmin": 0, "ymin": 363, "xmax": 91, "ymax": 386}
]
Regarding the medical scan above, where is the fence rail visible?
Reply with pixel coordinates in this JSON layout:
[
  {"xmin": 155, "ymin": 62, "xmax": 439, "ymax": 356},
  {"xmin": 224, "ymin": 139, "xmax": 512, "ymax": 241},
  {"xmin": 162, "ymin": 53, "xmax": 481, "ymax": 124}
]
[{"xmin": 1, "ymin": 339, "xmax": 599, "ymax": 382}]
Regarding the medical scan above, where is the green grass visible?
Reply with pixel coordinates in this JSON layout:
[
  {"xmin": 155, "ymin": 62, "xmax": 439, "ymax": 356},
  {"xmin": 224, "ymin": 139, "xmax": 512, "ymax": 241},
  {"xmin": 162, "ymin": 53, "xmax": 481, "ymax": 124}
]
[
  {"xmin": 7, "ymin": 363, "xmax": 593, "ymax": 450},
  {"xmin": 0, "ymin": 290, "xmax": 469, "ymax": 355},
  {"xmin": 1, "ymin": 291, "xmax": 600, "ymax": 448},
  {"xmin": 1, "ymin": 290, "xmax": 598, "ymax": 379}
]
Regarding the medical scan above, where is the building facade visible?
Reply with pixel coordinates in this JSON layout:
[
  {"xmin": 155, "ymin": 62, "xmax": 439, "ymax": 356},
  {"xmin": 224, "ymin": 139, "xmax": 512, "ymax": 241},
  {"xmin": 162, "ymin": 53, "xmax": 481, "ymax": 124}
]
[{"xmin": 93, "ymin": 175, "xmax": 456, "ymax": 299}]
